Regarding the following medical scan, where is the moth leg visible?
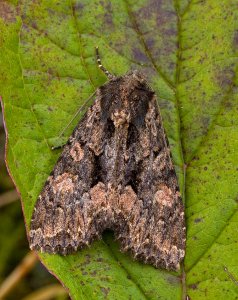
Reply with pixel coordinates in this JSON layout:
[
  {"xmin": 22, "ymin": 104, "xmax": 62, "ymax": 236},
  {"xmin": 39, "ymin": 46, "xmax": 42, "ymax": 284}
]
[
  {"xmin": 95, "ymin": 46, "xmax": 114, "ymax": 79},
  {"xmin": 51, "ymin": 91, "xmax": 97, "ymax": 150},
  {"xmin": 51, "ymin": 144, "xmax": 66, "ymax": 150},
  {"xmin": 51, "ymin": 144, "xmax": 65, "ymax": 150}
]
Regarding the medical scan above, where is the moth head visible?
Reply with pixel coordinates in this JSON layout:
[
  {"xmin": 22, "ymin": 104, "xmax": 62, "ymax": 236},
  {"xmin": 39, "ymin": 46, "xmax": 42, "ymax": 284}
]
[
  {"xmin": 127, "ymin": 70, "xmax": 152, "ymax": 91},
  {"xmin": 100, "ymin": 71, "xmax": 155, "ymax": 128},
  {"xmin": 121, "ymin": 71, "xmax": 155, "ymax": 127}
]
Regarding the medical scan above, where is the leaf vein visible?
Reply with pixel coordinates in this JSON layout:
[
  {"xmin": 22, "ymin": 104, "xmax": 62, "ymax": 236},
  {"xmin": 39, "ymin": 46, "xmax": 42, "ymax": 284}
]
[
  {"xmin": 187, "ymin": 208, "xmax": 238, "ymax": 272},
  {"xmin": 123, "ymin": 0, "xmax": 176, "ymax": 91}
]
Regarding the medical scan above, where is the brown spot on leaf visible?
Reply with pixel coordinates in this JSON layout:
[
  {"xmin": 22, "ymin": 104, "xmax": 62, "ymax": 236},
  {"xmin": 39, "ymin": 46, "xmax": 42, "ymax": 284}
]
[
  {"xmin": 194, "ymin": 218, "xmax": 203, "ymax": 223},
  {"xmin": 101, "ymin": 1, "xmax": 114, "ymax": 27},
  {"xmin": 215, "ymin": 66, "xmax": 235, "ymax": 89},
  {"xmin": 90, "ymin": 270, "xmax": 97, "ymax": 276},
  {"xmin": 0, "ymin": 2, "xmax": 16, "ymax": 23},
  {"xmin": 132, "ymin": 47, "xmax": 149, "ymax": 63},
  {"xmin": 101, "ymin": 287, "xmax": 110, "ymax": 297},
  {"xmin": 233, "ymin": 30, "xmax": 238, "ymax": 49},
  {"xmin": 82, "ymin": 271, "xmax": 88, "ymax": 275},
  {"xmin": 96, "ymin": 257, "xmax": 104, "ymax": 262},
  {"xmin": 189, "ymin": 283, "xmax": 198, "ymax": 290},
  {"xmin": 73, "ymin": 2, "xmax": 85, "ymax": 11}
]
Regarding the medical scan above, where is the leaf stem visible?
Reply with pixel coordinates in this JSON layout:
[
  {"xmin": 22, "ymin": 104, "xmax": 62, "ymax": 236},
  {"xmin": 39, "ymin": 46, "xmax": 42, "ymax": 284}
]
[{"xmin": 0, "ymin": 252, "xmax": 38, "ymax": 299}]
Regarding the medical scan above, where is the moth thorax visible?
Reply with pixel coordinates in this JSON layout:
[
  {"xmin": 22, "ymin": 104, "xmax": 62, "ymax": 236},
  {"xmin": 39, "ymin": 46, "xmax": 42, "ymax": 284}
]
[{"xmin": 111, "ymin": 109, "xmax": 130, "ymax": 127}]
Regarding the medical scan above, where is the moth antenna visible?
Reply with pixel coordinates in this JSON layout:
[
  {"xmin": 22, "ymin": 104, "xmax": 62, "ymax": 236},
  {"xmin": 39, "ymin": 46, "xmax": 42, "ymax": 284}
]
[
  {"xmin": 56, "ymin": 91, "xmax": 96, "ymax": 140},
  {"xmin": 95, "ymin": 46, "xmax": 114, "ymax": 79}
]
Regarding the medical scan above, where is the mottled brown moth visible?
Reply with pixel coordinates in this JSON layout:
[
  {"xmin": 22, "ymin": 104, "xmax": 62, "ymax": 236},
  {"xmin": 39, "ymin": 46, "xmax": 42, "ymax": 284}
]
[{"xmin": 29, "ymin": 49, "xmax": 186, "ymax": 271}]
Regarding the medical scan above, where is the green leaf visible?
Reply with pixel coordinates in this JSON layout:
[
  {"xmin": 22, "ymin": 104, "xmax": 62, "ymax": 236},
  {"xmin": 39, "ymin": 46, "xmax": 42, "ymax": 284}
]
[{"xmin": 0, "ymin": 0, "xmax": 238, "ymax": 299}]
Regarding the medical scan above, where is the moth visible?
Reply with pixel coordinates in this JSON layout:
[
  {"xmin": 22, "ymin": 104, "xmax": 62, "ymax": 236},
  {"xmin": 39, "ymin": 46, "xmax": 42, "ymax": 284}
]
[{"xmin": 29, "ymin": 48, "xmax": 186, "ymax": 271}]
